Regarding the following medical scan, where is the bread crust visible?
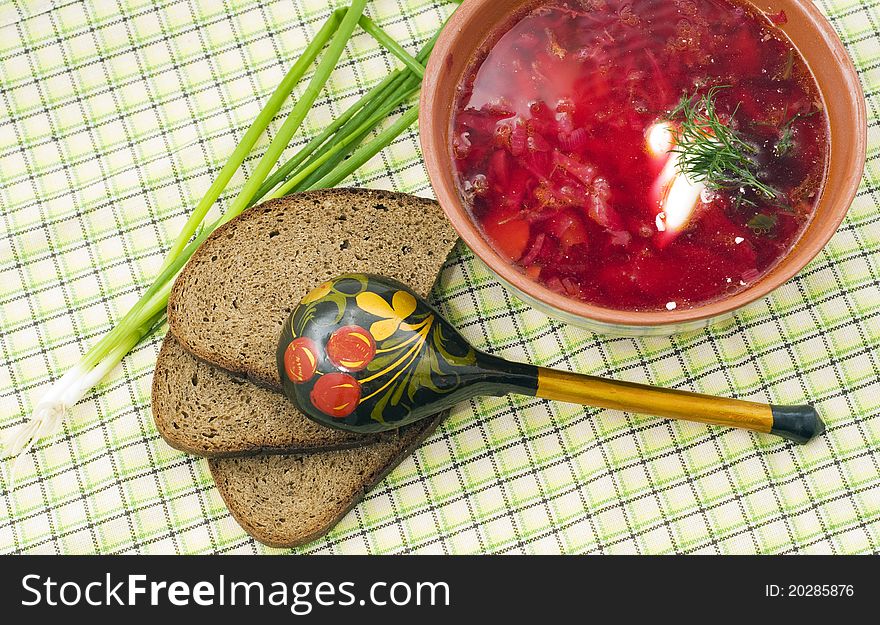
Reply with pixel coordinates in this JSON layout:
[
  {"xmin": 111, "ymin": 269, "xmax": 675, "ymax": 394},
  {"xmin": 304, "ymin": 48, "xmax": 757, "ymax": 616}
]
[{"xmin": 208, "ymin": 413, "xmax": 445, "ymax": 548}]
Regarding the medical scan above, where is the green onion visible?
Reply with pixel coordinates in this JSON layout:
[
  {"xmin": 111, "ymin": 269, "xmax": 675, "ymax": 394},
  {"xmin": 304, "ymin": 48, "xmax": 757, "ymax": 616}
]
[
  {"xmin": 253, "ymin": 27, "xmax": 437, "ymax": 202},
  {"xmin": 52, "ymin": 0, "xmax": 369, "ymax": 388},
  {"xmin": 250, "ymin": 61, "xmax": 413, "ymax": 203},
  {"xmin": 269, "ymin": 85, "xmax": 421, "ymax": 198},
  {"xmin": 218, "ymin": 0, "xmax": 369, "ymax": 227},
  {"xmin": 3, "ymin": 0, "xmax": 455, "ymax": 476},
  {"xmin": 309, "ymin": 104, "xmax": 420, "ymax": 190},
  {"xmin": 287, "ymin": 43, "xmax": 430, "ymax": 192},
  {"xmin": 357, "ymin": 15, "xmax": 425, "ymax": 78},
  {"xmin": 56, "ymin": 3, "xmax": 369, "ymax": 393},
  {"xmin": 158, "ymin": 7, "xmax": 347, "ymax": 271}
]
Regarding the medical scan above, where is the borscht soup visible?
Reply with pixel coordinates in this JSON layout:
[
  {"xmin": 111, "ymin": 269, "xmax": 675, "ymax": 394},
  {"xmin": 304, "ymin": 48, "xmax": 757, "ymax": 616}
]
[{"xmin": 451, "ymin": 0, "xmax": 829, "ymax": 311}]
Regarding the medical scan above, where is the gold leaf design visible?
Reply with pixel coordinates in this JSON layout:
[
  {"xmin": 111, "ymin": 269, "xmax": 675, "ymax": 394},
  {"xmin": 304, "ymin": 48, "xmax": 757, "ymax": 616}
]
[
  {"xmin": 356, "ymin": 291, "xmax": 395, "ymax": 317},
  {"xmin": 356, "ymin": 290, "xmax": 419, "ymax": 341},
  {"xmin": 369, "ymin": 318, "xmax": 401, "ymax": 342},
  {"xmin": 391, "ymin": 290, "xmax": 417, "ymax": 318}
]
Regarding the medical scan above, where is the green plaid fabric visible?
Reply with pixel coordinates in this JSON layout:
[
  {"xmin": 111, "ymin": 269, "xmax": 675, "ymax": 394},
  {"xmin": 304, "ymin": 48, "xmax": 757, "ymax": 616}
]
[{"xmin": 0, "ymin": 0, "xmax": 877, "ymax": 554}]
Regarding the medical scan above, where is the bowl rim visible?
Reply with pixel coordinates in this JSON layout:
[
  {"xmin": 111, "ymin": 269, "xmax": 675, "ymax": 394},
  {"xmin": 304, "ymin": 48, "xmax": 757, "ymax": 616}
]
[{"xmin": 419, "ymin": 0, "xmax": 867, "ymax": 327}]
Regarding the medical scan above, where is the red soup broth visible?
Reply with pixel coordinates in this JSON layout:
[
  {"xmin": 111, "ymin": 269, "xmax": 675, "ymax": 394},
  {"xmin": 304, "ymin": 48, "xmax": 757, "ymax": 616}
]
[{"xmin": 452, "ymin": 0, "xmax": 829, "ymax": 311}]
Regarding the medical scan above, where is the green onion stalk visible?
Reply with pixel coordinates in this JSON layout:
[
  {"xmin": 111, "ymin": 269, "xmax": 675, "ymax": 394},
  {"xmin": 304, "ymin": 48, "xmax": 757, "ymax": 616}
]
[{"xmin": 3, "ymin": 0, "xmax": 454, "ymax": 477}]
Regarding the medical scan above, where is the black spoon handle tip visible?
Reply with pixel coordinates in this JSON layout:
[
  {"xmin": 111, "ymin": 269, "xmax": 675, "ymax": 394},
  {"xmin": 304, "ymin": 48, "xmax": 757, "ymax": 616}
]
[{"xmin": 770, "ymin": 405, "xmax": 825, "ymax": 445}]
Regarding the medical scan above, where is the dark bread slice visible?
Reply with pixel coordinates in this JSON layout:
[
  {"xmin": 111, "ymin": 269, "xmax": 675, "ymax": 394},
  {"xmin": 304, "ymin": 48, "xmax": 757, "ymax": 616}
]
[
  {"xmin": 161, "ymin": 188, "xmax": 456, "ymax": 543},
  {"xmin": 151, "ymin": 335, "xmax": 381, "ymax": 457},
  {"xmin": 167, "ymin": 188, "xmax": 457, "ymax": 390},
  {"xmin": 209, "ymin": 413, "xmax": 444, "ymax": 548}
]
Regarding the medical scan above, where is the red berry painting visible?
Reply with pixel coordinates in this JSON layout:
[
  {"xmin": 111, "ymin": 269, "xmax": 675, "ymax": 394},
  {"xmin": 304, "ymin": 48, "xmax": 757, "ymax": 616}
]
[
  {"xmin": 310, "ymin": 372, "xmax": 362, "ymax": 418},
  {"xmin": 283, "ymin": 337, "xmax": 319, "ymax": 384},
  {"xmin": 326, "ymin": 325, "xmax": 376, "ymax": 372}
]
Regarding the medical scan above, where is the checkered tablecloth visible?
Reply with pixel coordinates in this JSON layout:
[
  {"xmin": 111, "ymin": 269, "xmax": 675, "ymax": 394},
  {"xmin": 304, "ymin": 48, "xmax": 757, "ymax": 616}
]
[{"xmin": 1, "ymin": 0, "xmax": 878, "ymax": 554}]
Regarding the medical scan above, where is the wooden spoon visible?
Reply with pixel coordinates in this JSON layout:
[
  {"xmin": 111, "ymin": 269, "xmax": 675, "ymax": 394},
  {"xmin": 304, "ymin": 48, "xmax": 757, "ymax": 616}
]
[{"xmin": 277, "ymin": 273, "xmax": 824, "ymax": 444}]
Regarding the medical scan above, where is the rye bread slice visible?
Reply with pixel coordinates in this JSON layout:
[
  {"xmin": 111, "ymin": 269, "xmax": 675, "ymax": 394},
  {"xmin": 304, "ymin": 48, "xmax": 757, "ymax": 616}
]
[
  {"xmin": 151, "ymin": 335, "xmax": 383, "ymax": 457},
  {"xmin": 167, "ymin": 188, "xmax": 457, "ymax": 391},
  {"xmin": 209, "ymin": 413, "xmax": 444, "ymax": 548}
]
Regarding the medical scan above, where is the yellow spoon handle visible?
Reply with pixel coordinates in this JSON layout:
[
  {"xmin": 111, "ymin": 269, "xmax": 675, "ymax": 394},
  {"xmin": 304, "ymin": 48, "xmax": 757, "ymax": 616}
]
[{"xmin": 535, "ymin": 367, "xmax": 824, "ymax": 444}]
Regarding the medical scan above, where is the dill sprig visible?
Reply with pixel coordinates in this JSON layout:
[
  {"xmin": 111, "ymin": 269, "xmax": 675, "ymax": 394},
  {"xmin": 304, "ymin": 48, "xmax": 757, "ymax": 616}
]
[{"xmin": 668, "ymin": 86, "xmax": 780, "ymax": 205}]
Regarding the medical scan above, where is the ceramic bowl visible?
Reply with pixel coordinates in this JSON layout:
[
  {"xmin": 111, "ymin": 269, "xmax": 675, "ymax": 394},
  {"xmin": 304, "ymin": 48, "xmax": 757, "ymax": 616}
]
[{"xmin": 420, "ymin": 0, "xmax": 866, "ymax": 335}]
